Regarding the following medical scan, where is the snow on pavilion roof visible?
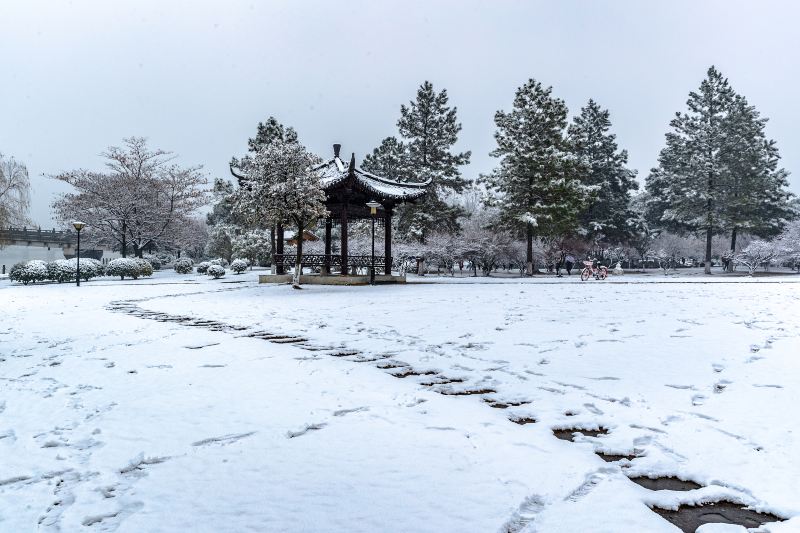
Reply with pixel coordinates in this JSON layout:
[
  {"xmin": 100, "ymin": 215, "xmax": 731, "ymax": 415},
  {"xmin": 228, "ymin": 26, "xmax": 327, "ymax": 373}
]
[{"xmin": 314, "ymin": 156, "xmax": 429, "ymax": 201}]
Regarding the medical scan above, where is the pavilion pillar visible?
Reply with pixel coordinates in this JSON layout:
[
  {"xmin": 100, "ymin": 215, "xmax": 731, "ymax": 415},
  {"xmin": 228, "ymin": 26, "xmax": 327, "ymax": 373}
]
[
  {"xmin": 384, "ymin": 208, "xmax": 393, "ymax": 275},
  {"xmin": 276, "ymin": 224, "xmax": 285, "ymax": 275},
  {"xmin": 340, "ymin": 205, "xmax": 348, "ymax": 276},
  {"xmin": 323, "ymin": 217, "xmax": 332, "ymax": 275}
]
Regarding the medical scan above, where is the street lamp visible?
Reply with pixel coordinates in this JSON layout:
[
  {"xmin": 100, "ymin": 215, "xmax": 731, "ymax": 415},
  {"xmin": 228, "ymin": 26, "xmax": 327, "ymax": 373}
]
[
  {"xmin": 72, "ymin": 221, "xmax": 86, "ymax": 287},
  {"xmin": 366, "ymin": 201, "xmax": 382, "ymax": 285}
]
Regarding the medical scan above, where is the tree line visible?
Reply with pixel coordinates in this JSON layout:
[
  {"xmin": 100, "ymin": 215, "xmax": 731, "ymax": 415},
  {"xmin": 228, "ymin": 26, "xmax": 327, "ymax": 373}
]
[{"xmin": 3, "ymin": 65, "xmax": 794, "ymax": 276}]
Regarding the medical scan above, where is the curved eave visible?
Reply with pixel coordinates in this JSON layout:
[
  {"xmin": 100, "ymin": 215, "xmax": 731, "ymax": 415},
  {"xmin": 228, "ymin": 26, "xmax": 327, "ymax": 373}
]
[{"xmin": 314, "ymin": 157, "xmax": 430, "ymax": 201}]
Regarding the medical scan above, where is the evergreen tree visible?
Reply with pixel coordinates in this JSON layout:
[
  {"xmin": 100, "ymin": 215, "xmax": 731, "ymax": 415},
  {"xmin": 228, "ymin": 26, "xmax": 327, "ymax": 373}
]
[
  {"xmin": 482, "ymin": 79, "xmax": 593, "ymax": 275},
  {"xmin": 722, "ymin": 94, "xmax": 793, "ymax": 254},
  {"xmin": 231, "ymin": 116, "xmax": 299, "ymax": 172},
  {"xmin": 232, "ymin": 140, "xmax": 327, "ymax": 288},
  {"xmin": 568, "ymin": 99, "xmax": 638, "ymax": 249},
  {"xmin": 247, "ymin": 117, "xmax": 298, "ymax": 152},
  {"xmin": 645, "ymin": 66, "xmax": 736, "ymax": 274},
  {"xmin": 394, "ymin": 81, "xmax": 471, "ymax": 239},
  {"xmin": 206, "ymin": 178, "xmax": 238, "ymax": 226},
  {"xmin": 229, "ymin": 116, "xmax": 301, "ymax": 262},
  {"xmin": 361, "ymin": 136, "xmax": 410, "ymax": 182}
]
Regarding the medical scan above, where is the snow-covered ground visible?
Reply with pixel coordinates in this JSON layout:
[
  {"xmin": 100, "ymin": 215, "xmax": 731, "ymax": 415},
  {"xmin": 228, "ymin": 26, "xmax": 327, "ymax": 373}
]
[{"xmin": 1, "ymin": 271, "xmax": 799, "ymax": 532}]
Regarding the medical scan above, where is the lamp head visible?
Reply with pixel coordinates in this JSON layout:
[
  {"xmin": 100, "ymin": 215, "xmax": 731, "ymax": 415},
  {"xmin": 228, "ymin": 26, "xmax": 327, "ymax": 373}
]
[
  {"xmin": 366, "ymin": 200, "xmax": 381, "ymax": 216},
  {"xmin": 72, "ymin": 221, "xmax": 86, "ymax": 231}
]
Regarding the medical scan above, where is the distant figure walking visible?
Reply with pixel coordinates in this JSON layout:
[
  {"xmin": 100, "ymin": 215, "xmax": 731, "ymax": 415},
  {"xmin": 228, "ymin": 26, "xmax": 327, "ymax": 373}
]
[
  {"xmin": 555, "ymin": 250, "xmax": 566, "ymax": 277},
  {"xmin": 565, "ymin": 254, "xmax": 575, "ymax": 275}
]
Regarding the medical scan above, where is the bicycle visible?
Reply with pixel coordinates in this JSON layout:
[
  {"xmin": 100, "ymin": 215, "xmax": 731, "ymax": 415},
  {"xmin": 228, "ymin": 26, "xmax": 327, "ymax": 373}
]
[{"xmin": 580, "ymin": 261, "xmax": 608, "ymax": 281}]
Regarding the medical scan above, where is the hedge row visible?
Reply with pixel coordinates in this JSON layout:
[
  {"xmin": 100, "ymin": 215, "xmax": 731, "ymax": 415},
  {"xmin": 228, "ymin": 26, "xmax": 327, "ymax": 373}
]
[
  {"xmin": 8, "ymin": 257, "xmax": 154, "ymax": 284},
  {"xmin": 9, "ymin": 258, "xmax": 106, "ymax": 284}
]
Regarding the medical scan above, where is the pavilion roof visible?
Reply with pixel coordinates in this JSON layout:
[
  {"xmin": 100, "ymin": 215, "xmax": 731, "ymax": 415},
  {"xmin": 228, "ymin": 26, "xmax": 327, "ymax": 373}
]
[{"xmin": 314, "ymin": 153, "xmax": 429, "ymax": 201}]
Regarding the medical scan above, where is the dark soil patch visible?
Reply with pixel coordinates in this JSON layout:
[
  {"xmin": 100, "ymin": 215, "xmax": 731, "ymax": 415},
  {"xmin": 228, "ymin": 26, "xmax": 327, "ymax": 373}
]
[
  {"xmin": 652, "ymin": 501, "xmax": 784, "ymax": 532},
  {"xmin": 595, "ymin": 451, "xmax": 638, "ymax": 463},
  {"xmin": 509, "ymin": 416, "xmax": 536, "ymax": 425},
  {"xmin": 390, "ymin": 369, "xmax": 438, "ymax": 379},
  {"xmin": 375, "ymin": 361, "xmax": 407, "ymax": 369},
  {"xmin": 553, "ymin": 427, "xmax": 609, "ymax": 441},
  {"xmin": 439, "ymin": 388, "xmax": 497, "ymax": 396},
  {"xmin": 629, "ymin": 476, "xmax": 702, "ymax": 491},
  {"xmin": 329, "ymin": 351, "xmax": 361, "ymax": 358},
  {"xmin": 484, "ymin": 398, "xmax": 531, "ymax": 409},
  {"xmin": 420, "ymin": 376, "xmax": 465, "ymax": 386}
]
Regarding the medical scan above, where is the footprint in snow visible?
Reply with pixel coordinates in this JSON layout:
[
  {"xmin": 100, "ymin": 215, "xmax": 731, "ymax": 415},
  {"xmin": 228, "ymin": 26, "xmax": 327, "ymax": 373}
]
[
  {"xmin": 287, "ymin": 423, "xmax": 327, "ymax": 439},
  {"xmin": 192, "ymin": 432, "xmax": 256, "ymax": 446},
  {"xmin": 714, "ymin": 380, "xmax": 732, "ymax": 393}
]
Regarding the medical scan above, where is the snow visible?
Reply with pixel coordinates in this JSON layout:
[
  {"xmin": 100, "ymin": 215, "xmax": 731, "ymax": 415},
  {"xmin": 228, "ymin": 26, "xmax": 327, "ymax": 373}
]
[
  {"xmin": 315, "ymin": 157, "xmax": 429, "ymax": 200},
  {"xmin": 1, "ymin": 271, "xmax": 799, "ymax": 532}
]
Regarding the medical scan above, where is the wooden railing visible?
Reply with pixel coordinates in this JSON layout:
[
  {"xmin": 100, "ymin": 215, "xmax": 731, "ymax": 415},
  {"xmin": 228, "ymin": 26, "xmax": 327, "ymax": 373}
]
[{"xmin": 274, "ymin": 254, "xmax": 388, "ymax": 274}]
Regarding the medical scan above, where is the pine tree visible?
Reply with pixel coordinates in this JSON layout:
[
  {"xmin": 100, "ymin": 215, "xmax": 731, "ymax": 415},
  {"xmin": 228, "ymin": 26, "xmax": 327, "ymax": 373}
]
[
  {"xmin": 247, "ymin": 117, "xmax": 298, "ymax": 152},
  {"xmin": 482, "ymin": 79, "xmax": 593, "ymax": 275},
  {"xmin": 722, "ymin": 94, "xmax": 793, "ymax": 254},
  {"xmin": 645, "ymin": 66, "xmax": 736, "ymax": 274},
  {"xmin": 394, "ymin": 81, "xmax": 471, "ymax": 239},
  {"xmin": 568, "ymin": 99, "xmax": 638, "ymax": 250},
  {"xmin": 230, "ymin": 116, "xmax": 301, "ymax": 263},
  {"xmin": 205, "ymin": 178, "xmax": 238, "ymax": 226},
  {"xmin": 361, "ymin": 136, "xmax": 410, "ymax": 182}
]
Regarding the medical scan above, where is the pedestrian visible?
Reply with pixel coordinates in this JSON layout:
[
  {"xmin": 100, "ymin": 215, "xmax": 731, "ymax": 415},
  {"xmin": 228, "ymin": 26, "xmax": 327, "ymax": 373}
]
[
  {"xmin": 565, "ymin": 253, "xmax": 575, "ymax": 275},
  {"xmin": 555, "ymin": 250, "xmax": 566, "ymax": 277}
]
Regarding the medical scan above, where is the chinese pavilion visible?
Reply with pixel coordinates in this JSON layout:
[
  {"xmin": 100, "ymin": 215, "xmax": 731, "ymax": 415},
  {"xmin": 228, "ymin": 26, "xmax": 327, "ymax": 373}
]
[{"xmin": 235, "ymin": 144, "xmax": 429, "ymax": 277}]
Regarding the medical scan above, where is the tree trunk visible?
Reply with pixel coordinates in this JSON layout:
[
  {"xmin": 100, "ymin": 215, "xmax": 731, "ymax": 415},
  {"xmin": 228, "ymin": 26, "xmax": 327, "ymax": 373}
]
[
  {"xmin": 292, "ymin": 223, "xmax": 303, "ymax": 289},
  {"xmin": 526, "ymin": 223, "xmax": 533, "ymax": 276},
  {"xmin": 121, "ymin": 222, "xmax": 127, "ymax": 258},
  {"xmin": 729, "ymin": 227, "xmax": 738, "ymax": 270},
  {"xmin": 704, "ymin": 226, "xmax": 713, "ymax": 275},
  {"xmin": 270, "ymin": 226, "xmax": 276, "ymax": 267}
]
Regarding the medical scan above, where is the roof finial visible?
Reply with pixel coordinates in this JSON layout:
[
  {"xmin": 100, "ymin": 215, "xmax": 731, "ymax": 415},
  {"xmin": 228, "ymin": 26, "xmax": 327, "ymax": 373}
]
[
  {"xmin": 349, "ymin": 152, "xmax": 355, "ymax": 173},
  {"xmin": 333, "ymin": 143, "xmax": 341, "ymax": 158}
]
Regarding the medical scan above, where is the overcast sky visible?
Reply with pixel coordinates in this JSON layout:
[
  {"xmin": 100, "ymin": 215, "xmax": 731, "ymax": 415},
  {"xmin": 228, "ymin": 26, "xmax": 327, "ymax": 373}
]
[{"xmin": 2, "ymin": 0, "xmax": 798, "ymax": 227}]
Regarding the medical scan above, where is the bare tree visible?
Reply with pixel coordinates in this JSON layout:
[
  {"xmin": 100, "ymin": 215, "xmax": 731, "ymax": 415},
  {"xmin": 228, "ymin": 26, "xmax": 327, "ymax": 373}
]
[
  {"xmin": 51, "ymin": 137, "xmax": 208, "ymax": 257},
  {"xmin": 0, "ymin": 153, "xmax": 32, "ymax": 229}
]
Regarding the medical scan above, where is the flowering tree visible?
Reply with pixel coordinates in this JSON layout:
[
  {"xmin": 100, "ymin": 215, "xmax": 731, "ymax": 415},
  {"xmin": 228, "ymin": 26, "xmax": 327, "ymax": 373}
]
[
  {"xmin": 51, "ymin": 137, "xmax": 207, "ymax": 257},
  {"xmin": 232, "ymin": 140, "xmax": 327, "ymax": 288}
]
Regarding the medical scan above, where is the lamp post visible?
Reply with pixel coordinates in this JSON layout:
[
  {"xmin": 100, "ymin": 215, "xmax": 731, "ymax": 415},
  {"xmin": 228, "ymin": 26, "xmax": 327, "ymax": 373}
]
[
  {"xmin": 366, "ymin": 201, "xmax": 382, "ymax": 285},
  {"xmin": 72, "ymin": 221, "xmax": 86, "ymax": 286}
]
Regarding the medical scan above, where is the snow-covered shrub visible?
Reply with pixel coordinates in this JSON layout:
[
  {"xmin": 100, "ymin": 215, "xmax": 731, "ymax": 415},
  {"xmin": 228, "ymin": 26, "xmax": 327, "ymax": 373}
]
[
  {"xmin": 196, "ymin": 261, "xmax": 211, "ymax": 274},
  {"xmin": 143, "ymin": 255, "xmax": 162, "ymax": 270},
  {"xmin": 9, "ymin": 260, "xmax": 48, "ymax": 285},
  {"xmin": 47, "ymin": 259, "xmax": 76, "ymax": 283},
  {"xmin": 230, "ymin": 258, "xmax": 248, "ymax": 274},
  {"xmin": 72, "ymin": 258, "xmax": 105, "ymax": 281},
  {"xmin": 734, "ymin": 240, "xmax": 786, "ymax": 276},
  {"xmin": 107, "ymin": 258, "xmax": 141, "ymax": 280},
  {"xmin": 173, "ymin": 258, "xmax": 194, "ymax": 274},
  {"xmin": 209, "ymin": 258, "xmax": 228, "ymax": 268},
  {"xmin": 207, "ymin": 264, "xmax": 226, "ymax": 279},
  {"xmin": 134, "ymin": 258, "xmax": 154, "ymax": 278}
]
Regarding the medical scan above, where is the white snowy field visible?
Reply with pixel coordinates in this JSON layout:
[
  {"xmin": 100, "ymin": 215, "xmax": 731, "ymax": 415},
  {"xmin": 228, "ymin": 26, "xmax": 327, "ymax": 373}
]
[{"xmin": 1, "ymin": 272, "xmax": 799, "ymax": 532}]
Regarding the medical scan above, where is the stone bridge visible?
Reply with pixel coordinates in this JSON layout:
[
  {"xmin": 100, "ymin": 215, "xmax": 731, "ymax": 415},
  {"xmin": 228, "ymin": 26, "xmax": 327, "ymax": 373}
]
[{"xmin": 0, "ymin": 227, "xmax": 107, "ymax": 274}]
